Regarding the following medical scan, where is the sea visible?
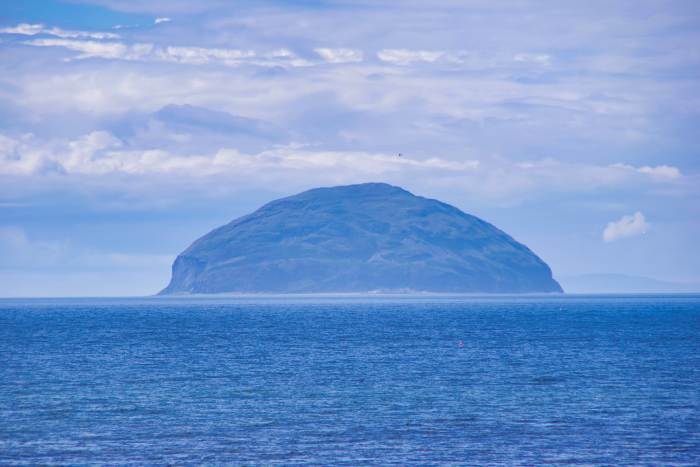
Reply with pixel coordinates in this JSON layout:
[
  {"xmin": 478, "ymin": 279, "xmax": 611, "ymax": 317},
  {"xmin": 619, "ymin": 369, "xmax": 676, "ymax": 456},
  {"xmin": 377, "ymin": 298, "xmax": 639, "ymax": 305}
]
[{"xmin": 1, "ymin": 294, "xmax": 698, "ymax": 465}]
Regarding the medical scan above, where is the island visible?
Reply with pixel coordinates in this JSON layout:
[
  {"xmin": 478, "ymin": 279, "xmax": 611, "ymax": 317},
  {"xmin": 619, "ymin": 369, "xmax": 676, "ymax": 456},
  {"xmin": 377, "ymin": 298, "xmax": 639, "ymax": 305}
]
[{"xmin": 160, "ymin": 183, "xmax": 563, "ymax": 294}]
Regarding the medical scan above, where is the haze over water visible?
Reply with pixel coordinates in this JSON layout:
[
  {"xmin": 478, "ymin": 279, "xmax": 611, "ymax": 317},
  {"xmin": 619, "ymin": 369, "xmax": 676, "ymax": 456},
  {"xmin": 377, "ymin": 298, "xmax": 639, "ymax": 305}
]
[{"xmin": 1, "ymin": 294, "xmax": 698, "ymax": 465}]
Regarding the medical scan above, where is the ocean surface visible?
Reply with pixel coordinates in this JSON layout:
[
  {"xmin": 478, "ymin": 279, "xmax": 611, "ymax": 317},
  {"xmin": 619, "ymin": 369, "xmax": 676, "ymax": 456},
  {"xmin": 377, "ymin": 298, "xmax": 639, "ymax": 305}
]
[{"xmin": 1, "ymin": 294, "xmax": 698, "ymax": 465}]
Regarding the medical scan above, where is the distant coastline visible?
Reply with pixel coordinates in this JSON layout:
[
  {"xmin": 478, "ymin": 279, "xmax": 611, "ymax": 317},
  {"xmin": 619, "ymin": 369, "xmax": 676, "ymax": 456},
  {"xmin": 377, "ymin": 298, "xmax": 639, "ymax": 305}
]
[{"xmin": 557, "ymin": 274, "xmax": 700, "ymax": 294}]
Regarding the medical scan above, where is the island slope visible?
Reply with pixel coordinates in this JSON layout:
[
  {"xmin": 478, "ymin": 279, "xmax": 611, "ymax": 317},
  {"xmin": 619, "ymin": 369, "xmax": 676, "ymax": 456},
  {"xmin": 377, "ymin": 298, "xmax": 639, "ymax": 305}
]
[{"xmin": 160, "ymin": 183, "xmax": 562, "ymax": 294}]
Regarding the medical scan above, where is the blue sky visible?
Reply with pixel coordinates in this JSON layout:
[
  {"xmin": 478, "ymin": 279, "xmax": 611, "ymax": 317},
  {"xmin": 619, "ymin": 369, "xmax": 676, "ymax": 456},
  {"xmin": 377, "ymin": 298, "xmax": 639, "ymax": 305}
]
[{"xmin": 1, "ymin": 0, "xmax": 699, "ymax": 296}]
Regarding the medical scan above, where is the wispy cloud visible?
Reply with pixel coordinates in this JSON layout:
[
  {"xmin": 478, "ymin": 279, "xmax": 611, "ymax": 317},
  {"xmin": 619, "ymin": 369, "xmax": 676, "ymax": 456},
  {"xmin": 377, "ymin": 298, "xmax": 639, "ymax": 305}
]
[
  {"xmin": 21, "ymin": 38, "xmax": 320, "ymax": 67},
  {"xmin": 636, "ymin": 165, "xmax": 681, "ymax": 180},
  {"xmin": 0, "ymin": 23, "xmax": 119, "ymax": 39},
  {"xmin": 0, "ymin": 130, "xmax": 686, "ymax": 206},
  {"xmin": 603, "ymin": 212, "xmax": 650, "ymax": 242},
  {"xmin": 314, "ymin": 48, "xmax": 363, "ymax": 63},
  {"xmin": 611, "ymin": 163, "xmax": 682, "ymax": 181},
  {"xmin": 158, "ymin": 45, "xmax": 255, "ymax": 64},
  {"xmin": 26, "ymin": 38, "xmax": 153, "ymax": 60},
  {"xmin": 22, "ymin": 36, "xmax": 538, "ymax": 70},
  {"xmin": 513, "ymin": 53, "xmax": 551, "ymax": 66},
  {"xmin": 377, "ymin": 49, "xmax": 444, "ymax": 65},
  {"xmin": 375, "ymin": 49, "xmax": 555, "ymax": 69},
  {"xmin": 0, "ymin": 131, "xmax": 478, "ymax": 177}
]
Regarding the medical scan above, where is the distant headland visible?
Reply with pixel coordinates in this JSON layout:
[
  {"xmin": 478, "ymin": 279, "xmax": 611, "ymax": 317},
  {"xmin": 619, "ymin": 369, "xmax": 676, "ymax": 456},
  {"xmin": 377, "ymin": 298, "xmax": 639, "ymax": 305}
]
[{"xmin": 160, "ymin": 183, "xmax": 562, "ymax": 294}]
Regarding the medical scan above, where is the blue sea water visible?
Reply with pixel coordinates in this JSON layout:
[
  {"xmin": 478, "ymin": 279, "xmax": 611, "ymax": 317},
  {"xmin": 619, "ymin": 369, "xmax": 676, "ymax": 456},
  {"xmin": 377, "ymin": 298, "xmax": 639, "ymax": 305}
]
[{"xmin": 0, "ymin": 294, "xmax": 699, "ymax": 465}]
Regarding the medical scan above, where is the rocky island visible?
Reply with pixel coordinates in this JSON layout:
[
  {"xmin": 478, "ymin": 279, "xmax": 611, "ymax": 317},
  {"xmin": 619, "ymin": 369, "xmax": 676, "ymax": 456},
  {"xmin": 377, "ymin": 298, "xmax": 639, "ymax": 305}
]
[{"xmin": 160, "ymin": 183, "xmax": 562, "ymax": 294}]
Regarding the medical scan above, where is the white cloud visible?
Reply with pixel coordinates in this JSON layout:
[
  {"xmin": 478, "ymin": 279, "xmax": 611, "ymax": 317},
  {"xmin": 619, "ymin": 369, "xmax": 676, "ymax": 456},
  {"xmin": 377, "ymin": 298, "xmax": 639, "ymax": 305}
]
[
  {"xmin": 261, "ymin": 49, "xmax": 311, "ymax": 67},
  {"xmin": 603, "ymin": 212, "xmax": 650, "ymax": 242},
  {"xmin": 0, "ymin": 132, "xmax": 480, "ymax": 177},
  {"xmin": 46, "ymin": 27, "xmax": 119, "ymax": 40},
  {"xmin": 377, "ymin": 49, "xmax": 444, "ymax": 65},
  {"xmin": 25, "ymin": 39, "xmax": 258, "ymax": 65},
  {"xmin": 5, "ymin": 28, "xmax": 551, "ymax": 71},
  {"xmin": 0, "ymin": 130, "xmax": 689, "ymax": 205},
  {"xmin": 637, "ymin": 165, "xmax": 681, "ymax": 180},
  {"xmin": 611, "ymin": 163, "xmax": 682, "ymax": 181},
  {"xmin": 0, "ymin": 23, "xmax": 119, "ymax": 39},
  {"xmin": 514, "ymin": 53, "xmax": 551, "ymax": 66},
  {"xmin": 158, "ymin": 45, "xmax": 255, "ymax": 64},
  {"xmin": 314, "ymin": 48, "xmax": 363, "ymax": 63},
  {"xmin": 27, "ymin": 39, "xmax": 154, "ymax": 60},
  {"xmin": 374, "ymin": 49, "xmax": 536, "ymax": 69},
  {"xmin": 267, "ymin": 48, "xmax": 294, "ymax": 58},
  {"xmin": 22, "ymin": 38, "xmax": 318, "ymax": 67},
  {"xmin": 0, "ymin": 23, "xmax": 44, "ymax": 35},
  {"xmin": 10, "ymin": 23, "xmax": 311, "ymax": 68}
]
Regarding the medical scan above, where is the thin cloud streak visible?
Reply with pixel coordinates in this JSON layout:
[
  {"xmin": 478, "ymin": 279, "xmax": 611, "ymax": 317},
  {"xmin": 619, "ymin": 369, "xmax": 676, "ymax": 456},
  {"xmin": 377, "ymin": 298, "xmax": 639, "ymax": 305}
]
[{"xmin": 0, "ymin": 23, "xmax": 119, "ymax": 39}]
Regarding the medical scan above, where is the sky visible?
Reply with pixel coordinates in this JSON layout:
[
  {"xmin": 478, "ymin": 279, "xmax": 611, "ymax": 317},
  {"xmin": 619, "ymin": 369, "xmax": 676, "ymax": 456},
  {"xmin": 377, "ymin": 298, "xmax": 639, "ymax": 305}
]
[{"xmin": 1, "ymin": 0, "xmax": 699, "ymax": 296}]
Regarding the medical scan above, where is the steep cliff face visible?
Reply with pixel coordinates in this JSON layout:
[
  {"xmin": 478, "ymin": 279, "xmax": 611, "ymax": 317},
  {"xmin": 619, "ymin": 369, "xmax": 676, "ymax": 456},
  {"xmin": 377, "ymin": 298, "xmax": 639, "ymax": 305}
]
[{"xmin": 160, "ymin": 183, "xmax": 563, "ymax": 294}]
